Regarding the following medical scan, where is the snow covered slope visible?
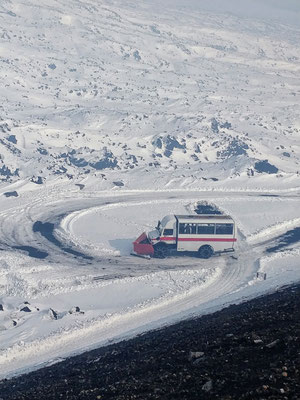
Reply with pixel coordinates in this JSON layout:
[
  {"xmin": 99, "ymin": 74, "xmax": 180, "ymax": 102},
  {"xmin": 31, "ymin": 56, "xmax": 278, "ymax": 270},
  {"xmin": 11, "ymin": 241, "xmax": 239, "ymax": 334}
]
[{"xmin": 0, "ymin": 0, "xmax": 299, "ymax": 187}]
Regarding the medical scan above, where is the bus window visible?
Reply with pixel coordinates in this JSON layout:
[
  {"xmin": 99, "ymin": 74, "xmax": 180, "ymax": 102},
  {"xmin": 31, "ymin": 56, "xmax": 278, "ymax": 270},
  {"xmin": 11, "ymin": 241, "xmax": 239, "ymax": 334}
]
[
  {"xmin": 163, "ymin": 229, "xmax": 173, "ymax": 236},
  {"xmin": 179, "ymin": 223, "xmax": 193, "ymax": 234},
  {"xmin": 215, "ymin": 223, "xmax": 233, "ymax": 235},
  {"xmin": 179, "ymin": 223, "xmax": 186, "ymax": 234},
  {"xmin": 192, "ymin": 224, "xmax": 197, "ymax": 234},
  {"xmin": 197, "ymin": 223, "xmax": 215, "ymax": 235}
]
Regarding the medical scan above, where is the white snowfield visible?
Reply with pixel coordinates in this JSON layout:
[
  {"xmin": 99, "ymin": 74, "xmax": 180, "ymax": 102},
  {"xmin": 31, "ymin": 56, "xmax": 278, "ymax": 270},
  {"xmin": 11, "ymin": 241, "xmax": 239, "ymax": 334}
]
[{"xmin": 0, "ymin": 0, "xmax": 299, "ymax": 381}]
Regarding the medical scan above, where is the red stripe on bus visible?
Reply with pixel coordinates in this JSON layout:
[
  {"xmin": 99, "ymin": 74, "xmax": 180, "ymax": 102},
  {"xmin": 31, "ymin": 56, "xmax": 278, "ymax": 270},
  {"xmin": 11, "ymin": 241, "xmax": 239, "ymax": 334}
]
[{"xmin": 160, "ymin": 237, "xmax": 237, "ymax": 242}]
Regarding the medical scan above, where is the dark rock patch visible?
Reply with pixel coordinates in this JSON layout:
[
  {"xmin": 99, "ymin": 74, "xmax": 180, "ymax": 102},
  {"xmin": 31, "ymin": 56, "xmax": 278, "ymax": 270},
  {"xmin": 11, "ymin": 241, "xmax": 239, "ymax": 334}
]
[
  {"xmin": 254, "ymin": 160, "xmax": 278, "ymax": 174},
  {"xmin": 0, "ymin": 165, "xmax": 19, "ymax": 178},
  {"xmin": 49, "ymin": 308, "xmax": 58, "ymax": 320},
  {"xmin": 31, "ymin": 176, "xmax": 44, "ymax": 185},
  {"xmin": 20, "ymin": 306, "xmax": 31, "ymax": 313},
  {"xmin": 7, "ymin": 135, "xmax": 17, "ymax": 144},
  {"xmin": 37, "ymin": 147, "xmax": 48, "ymax": 155},
  {"xmin": 211, "ymin": 118, "xmax": 219, "ymax": 133},
  {"xmin": 218, "ymin": 139, "xmax": 249, "ymax": 158},
  {"xmin": 89, "ymin": 149, "xmax": 118, "ymax": 170},
  {"xmin": 69, "ymin": 306, "xmax": 84, "ymax": 315},
  {"xmin": 133, "ymin": 50, "xmax": 141, "ymax": 61},
  {"xmin": 152, "ymin": 137, "xmax": 163, "ymax": 149},
  {"xmin": 164, "ymin": 135, "xmax": 186, "ymax": 157},
  {"xmin": 220, "ymin": 121, "xmax": 232, "ymax": 129},
  {"xmin": 4, "ymin": 191, "xmax": 18, "ymax": 197},
  {"xmin": 0, "ymin": 122, "xmax": 11, "ymax": 133},
  {"xmin": 75, "ymin": 184, "xmax": 85, "ymax": 190},
  {"xmin": 152, "ymin": 135, "xmax": 186, "ymax": 157},
  {"xmin": 113, "ymin": 181, "xmax": 124, "ymax": 187},
  {"xmin": 69, "ymin": 157, "xmax": 88, "ymax": 168}
]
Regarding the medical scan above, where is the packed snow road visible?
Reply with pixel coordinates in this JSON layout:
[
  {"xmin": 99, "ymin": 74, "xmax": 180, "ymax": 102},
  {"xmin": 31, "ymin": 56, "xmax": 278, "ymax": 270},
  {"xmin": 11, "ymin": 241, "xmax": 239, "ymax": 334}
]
[{"xmin": 0, "ymin": 180, "xmax": 299, "ymax": 379}]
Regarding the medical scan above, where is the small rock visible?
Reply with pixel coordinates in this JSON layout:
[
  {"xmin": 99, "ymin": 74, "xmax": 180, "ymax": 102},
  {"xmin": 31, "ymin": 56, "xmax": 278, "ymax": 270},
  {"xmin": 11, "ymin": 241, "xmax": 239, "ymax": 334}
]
[
  {"xmin": 282, "ymin": 372, "xmax": 288, "ymax": 377},
  {"xmin": 69, "ymin": 306, "xmax": 83, "ymax": 314},
  {"xmin": 49, "ymin": 308, "xmax": 58, "ymax": 320},
  {"xmin": 202, "ymin": 379, "xmax": 213, "ymax": 392},
  {"xmin": 113, "ymin": 181, "xmax": 124, "ymax": 187},
  {"xmin": 266, "ymin": 339, "xmax": 280, "ymax": 348},
  {"xmin": 4, "ymin": 191, "xmax": 18, "ymax": 198},
  {"xmin": 189, "ymin": 351, "xmax": 205, "ymax": 360},
  {"xmin": 75, "ymin": 184, "xmax": 85, "ymax": 190},
  {"xmin": 31, "ymin": 176, "xmax": 44, "ymax": 185},
  {"xmin": 254, "ymin": 339, "xmax": 263, "ymax": 344},
  {"xmin": 20, "ymin": 306, "xmax": 31, "ymax": 313},
  {"xmin": 0, "ymin": 304, "xmax": 3, "ymax": 311}
]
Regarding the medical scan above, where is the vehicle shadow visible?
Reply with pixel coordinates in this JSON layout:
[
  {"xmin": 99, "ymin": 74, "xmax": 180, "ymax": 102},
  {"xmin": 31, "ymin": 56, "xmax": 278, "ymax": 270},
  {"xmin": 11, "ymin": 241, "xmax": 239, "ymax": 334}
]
[{"xmin": 109, "ymin": 238, "xmax": 135, "ymax": 256}]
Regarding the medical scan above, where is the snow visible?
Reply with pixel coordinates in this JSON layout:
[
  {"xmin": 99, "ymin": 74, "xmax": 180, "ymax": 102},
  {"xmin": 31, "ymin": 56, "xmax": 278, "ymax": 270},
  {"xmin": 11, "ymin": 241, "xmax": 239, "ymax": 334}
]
[{"xmin": 0, "ymin": 0, "xmax": 300, "ymax": 381}]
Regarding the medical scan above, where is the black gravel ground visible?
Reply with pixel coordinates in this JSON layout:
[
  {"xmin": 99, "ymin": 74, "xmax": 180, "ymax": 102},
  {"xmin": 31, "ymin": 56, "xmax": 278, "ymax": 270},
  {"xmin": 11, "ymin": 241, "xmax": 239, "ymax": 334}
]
[{"xmin": 1, "ymin": 284, "xmax": 299, "ymax": 400}]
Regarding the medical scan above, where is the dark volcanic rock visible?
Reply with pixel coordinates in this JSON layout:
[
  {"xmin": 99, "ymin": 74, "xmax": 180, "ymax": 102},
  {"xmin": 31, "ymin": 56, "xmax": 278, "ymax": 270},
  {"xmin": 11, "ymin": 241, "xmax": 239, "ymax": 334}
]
[
  {"xmin": 113, "ymin": 181, "xmax": 124, "ymax": 187},
  {"xmin": 153, "ymin": 135, "xmax": 186, "ymax": 157},
  {"xmin": 0, "ymin": 285, "xmax": 299, "ymax": 400},
  {"xmin": 163, "ymin": 135, "xmax": 185, "ymax": 157},
  {"xmin": 0, "ymin": 165, "xmax": 19, "ymax": 178},
  {"xmin": 254, "ymin": 160, "xmax": 278, "ymax": 174},
  {"xmin": 218, "ymin": 138, "xmax": 249, "ymax": 158},
  {"xmin": 89, "ymin": 148, "xmax": 118, "ymax": 170},
  {"xmin": 75, "ymin": 184, "xmax": 85, "ymax": 190},
  {"xmin": 31, "ymin": 176, "xmax": 44, "ymax": 185},
  {"xmin": 211, "ymin": 118, "xmax": 219, "ymax": 133},
  {"xmin": 4, "ymin": 191, "xmax": 18, "ymax": 197},
  {"xmin": 20, "ymin": 306, "xmax": 31, "ymax": 313},
  {"xmin": 7, "ymin": 135, "xmax": 17, "ymax": 144},
  {"xmin": 48, "ymin": 308, "xmax": 58, "ymax": 320}
]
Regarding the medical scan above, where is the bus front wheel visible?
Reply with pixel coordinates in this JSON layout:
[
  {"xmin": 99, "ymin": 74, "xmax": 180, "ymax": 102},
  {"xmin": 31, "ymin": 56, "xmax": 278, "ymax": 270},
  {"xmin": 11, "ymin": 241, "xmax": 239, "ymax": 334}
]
[
  {"xmin": 198, "ymin": 245, "xmax": 213, "ymax": 259},
  {"xmin": 154, "ymin": 243, "xmax": 169, "ymax": 258}
]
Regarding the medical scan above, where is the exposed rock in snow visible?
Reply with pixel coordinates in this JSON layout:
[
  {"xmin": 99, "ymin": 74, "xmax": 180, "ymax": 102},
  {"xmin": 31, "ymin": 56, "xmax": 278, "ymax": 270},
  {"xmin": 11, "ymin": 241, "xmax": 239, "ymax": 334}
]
[
  {"xmin": 3, "ymin": 191, "xmax": 18, "ymax": 198},
  {"xmin": 48, "ymin": 308, "xmax": 58, "ymax": 320},
  {"xmin": 254, "ymin": 160, "xmax": 279, "ymax": 174}
]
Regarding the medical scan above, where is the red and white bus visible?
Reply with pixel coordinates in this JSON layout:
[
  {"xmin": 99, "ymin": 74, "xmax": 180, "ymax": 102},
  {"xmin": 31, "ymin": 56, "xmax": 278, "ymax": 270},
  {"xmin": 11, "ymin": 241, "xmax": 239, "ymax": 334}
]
[{"xmin": 133, "ymin": 214, "xmax": 237, "ymax": 258}]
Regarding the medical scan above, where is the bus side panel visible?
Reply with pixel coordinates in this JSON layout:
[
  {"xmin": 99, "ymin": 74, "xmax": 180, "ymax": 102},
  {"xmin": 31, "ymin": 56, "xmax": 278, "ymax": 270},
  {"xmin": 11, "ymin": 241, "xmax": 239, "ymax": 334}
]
[
  {"xmin": 177, "ymin": 236, "xmax": 236, "ymax": 252},
  {"xmin": 176, "ymin": 235, "xmax": 220, "ymax": 252}
]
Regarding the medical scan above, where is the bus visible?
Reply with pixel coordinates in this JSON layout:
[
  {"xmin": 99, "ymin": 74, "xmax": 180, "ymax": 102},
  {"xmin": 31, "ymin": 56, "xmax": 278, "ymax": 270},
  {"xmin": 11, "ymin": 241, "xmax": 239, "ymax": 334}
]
[{"xmin": 133, "ymin": 214, "xmax": 237, "ymax": 258}]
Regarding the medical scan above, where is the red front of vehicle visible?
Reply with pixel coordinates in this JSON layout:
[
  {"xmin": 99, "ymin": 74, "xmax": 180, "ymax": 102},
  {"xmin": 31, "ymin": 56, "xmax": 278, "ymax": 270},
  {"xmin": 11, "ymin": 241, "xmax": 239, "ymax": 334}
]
[{"xmin": 133, "ymin": 232, "xmax": 154, "ymax": 256}]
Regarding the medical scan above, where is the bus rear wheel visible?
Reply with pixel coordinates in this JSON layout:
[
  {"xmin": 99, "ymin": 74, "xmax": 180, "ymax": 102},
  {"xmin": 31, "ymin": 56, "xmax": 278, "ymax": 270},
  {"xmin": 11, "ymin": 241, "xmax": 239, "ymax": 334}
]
[{"xmin": 198, "ymin": 245, "xmax": 213, "ymax": 259}]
